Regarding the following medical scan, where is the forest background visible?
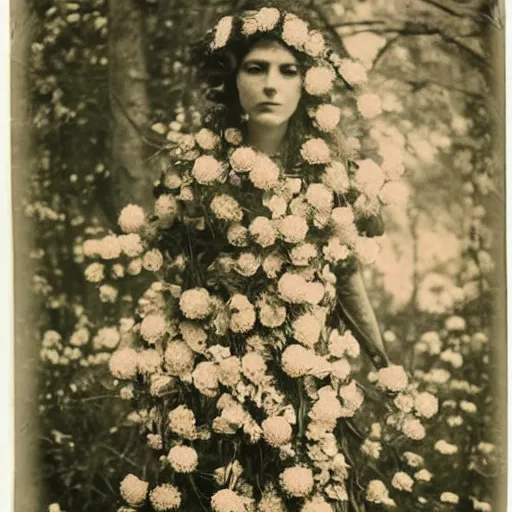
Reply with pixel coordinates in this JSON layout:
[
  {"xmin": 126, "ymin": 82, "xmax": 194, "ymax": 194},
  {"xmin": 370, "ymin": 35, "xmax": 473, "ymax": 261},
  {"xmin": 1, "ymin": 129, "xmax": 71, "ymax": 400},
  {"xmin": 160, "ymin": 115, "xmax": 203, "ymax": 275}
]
[{"xmin": 9, "ymin": 0, "xmax": 507, "ymax": 510}]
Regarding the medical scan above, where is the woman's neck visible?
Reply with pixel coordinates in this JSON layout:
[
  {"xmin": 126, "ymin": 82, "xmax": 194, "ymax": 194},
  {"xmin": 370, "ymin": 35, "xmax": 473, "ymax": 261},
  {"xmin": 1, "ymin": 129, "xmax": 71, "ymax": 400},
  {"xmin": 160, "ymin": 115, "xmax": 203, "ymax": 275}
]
[{"xmin": 246, "ymin": 121, "xmax": 288, "ymax": 155}]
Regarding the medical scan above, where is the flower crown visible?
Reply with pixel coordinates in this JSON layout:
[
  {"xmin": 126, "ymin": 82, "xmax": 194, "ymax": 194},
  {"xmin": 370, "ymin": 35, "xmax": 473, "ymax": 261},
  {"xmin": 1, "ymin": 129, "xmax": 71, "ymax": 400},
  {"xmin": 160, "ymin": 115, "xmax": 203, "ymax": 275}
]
[{"xmin": 205, "ymin": 8, "xmax": 382, "ymax": 125}]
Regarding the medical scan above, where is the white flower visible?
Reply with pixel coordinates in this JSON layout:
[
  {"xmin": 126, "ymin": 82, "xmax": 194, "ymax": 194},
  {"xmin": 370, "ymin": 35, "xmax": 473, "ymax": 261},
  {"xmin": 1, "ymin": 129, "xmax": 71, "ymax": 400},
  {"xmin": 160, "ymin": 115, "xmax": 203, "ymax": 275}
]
[
  {"xmin": 278, "ymin": 215, "xmax": 308, "ymax": 244},
  {"xmin": 290, "ymin": 243, "xmax": 318, "ymax": 266},
  {"xmin": 414, "ymin": 469, "xmax": 432, "ymax": 482},
  {"xmin": 277, "ymin": 273, "xmax": 324, "ymax": 305},
  {"xmin": 379, "ymin": 180, "xmax": 410, "ymax": 207},
  {"xmin": 258, "ymin": 299, "xmax": 287, "ymax": 328},
  {"xmin": 218, "ymin": 356, "xmax": 241, "ymax": 387},
  {"xmin": 169, "ymin": 405, "xmax": 197, "ymax": 439},
  {"xmin": 195, "ymin": 128, "xmax": 220, "ymax": 150},
  {"xmin": 118, "ymin": 204, "xmax": 146, "ymax": 233},
  {"xmin": 83, "ymin": 238, "xmax": 102, "ymax": 257},
  {"xmin": 249, "ymin": 217, "xmax": 277, "ymax": 247},
  {"xmin": 357, "ymin": 93, "xmax": 382, "ymax": 118},
  {"xmin": 262, "ymin": 252, "xmax": 284, "ymax": 278},
  {"xmin": 241, "ymin": 352, "xmax": 267, "ymax": 385},
  {"xmin": 211, "ymin": 194, "xmax": 243, "ymax": 222},
  {"xmin": 323, "ymin": 238, "xmax": 350, "ymax": 263},
  {"xmin": 70, "ymin": 327, "xmax": 89, "ymax": 347},
  {"xmin": 304, "ymin": 66, "xmax": 335, "ymax": 96},
  {"xmin": 472, "ymin": 499, "xmax": 492, "ymax": 511},
  {"xmin": 445, "ymin": 315, "xmax": 466, "ymax": 331},
  {"xmin": 402, "ymin": 417, "xmax": 426, "ymax": 440},
  {"xmin": 322, "ymin": 161, "xmax": 350, "ymax": 194},
  {"xmin": 193, "ymin": 361, "xmax": 219, "ymax": 397},
  {"xmin": 230, "ymin": 146, "xmax": 257, "ymax": 173},
  {"xmin": 447, "ymin": 415, "xmax": 464, "ymax": 427},
  {"xmin": 227, "ymin": 223, "xmax": 249, "ymax": 247},
  {"xmin": 440, "ymin": 348, "xmax": 464, "ymax": 369},
  {"xmin": 478, "ymin": 442, "xmax": 495, "ymax": 455},
  {"xmin": 305, "ymin": 30, "xmax": 326, "ymax": 57},
  {"xmin": 93, "ymin": 326, "xmax": 120, "ymax": 350},
  {"xmin": 354, "ymin": 159, "xmax": 385, "ymax": 197},
  {"xmin": 84, "ymin": 263, "xmax": 106, "ymax": 286},
  {"xmin": 338, "ymin": 59, "xmax": 368, "ymax": 86},
  {"xmin": 224, "ymin": 128, "xmax": 243, "ymax": 146},
  {"xmin": 149, "ymin": 484, "xmax": 182, "ymax": 511},
  {"xmin": 164, "ymin": 340, "xmax": 195, "ymax": 377},
  {"xmin": 391, "ymin": 472, "xmax": 414, "ymax": 492},
  {"xmin": 394, "ymin": 393, "xmax": 414, "ymax": 413},
  {"xmin": 138, "ymin": 349, "xmax": 162, "ymax": 375},
  {"xmin": 306, "ymin": 183, "xmax": 333, "ymax": 213},
  {"xmin": 147, "ymin": 433, "xmax": 163, "ymax": 449},
  {"xmin": 403, "ymin": 451, "xmax": 424, "ymax": 467},
  {"xmin": 279, "ymin": 466, "xmax": 314, "ymax": 497},
  {"xmin": 460, "ymin": 400, "xmax": 477, "ymax": 414},
  {"xmin": 119, "ymin": 233, "xmax": 144, "ymax": 257},
  {"xmin": 179, "ymin": 322, "xmax": 208, "ymax": 354},
  {"xmin": 109, "ymin": 348, "xmax": 139, "ymax": 379},
  {"xmin": 254, "ymin": 7, "xmax": 280, "ymax": 31},
  {"xmin": 414, "ymin": 392, "xmax": 438, "ymax": 418},
  {"xmin": 249, "ymin": 154, "xmax": 280, "ymax": 190},
  {"xmin": 168, "ymin": 445, "xmax": 198, "ymax": 473},
  {"xmin": 377, "ymin": 365, "xmax": 408, "ymax": 392},
  {"xmin": 211, "ymin": 489, "xmax": 246, "ymax": 512},
  {"xmin": 435, "ymin": 440, "xmax": 458, "ymax": 455},
  {"xmin": 211, "ymin": 16, "xmax": 233, "ymax": 50},
  {"xmin": 142, "ymin": 249, "xmax": 164, "ymax": 272},
  {"xmin": 361, "ymin": 439, "xmax": 382, "ymax": 459},
  {"xmin": 140, "ymin": 313, "xmax": 167, "ymax": 343},
  {"xmin": 313, "ymin": 104, "xmax": 341, "ymax": 132},
  {"xmin": 179, "ymin": 288, "xmax": 211, "ymax": 319},
  {"xmin": 366, "ymin": 480, "xmax": 394, "ymax": 506},
  {"xmin": 264, "ymin": 194, "xmax": 288, "ymax": 218},
  {"xmin": 234, "ymin": 252, "xmax": 260, "ymax": 277},
  {"xmin": 192, "ymin": 155, "xmax": 223, "ymax": 184},
  {"xmin": 262, "ymin": 416, "xmax": 292, "ymax": 447},
  {"xmin": 355, "ymin": 236, "xmax": 380, "ymax": 265},
  {"xmin": 329, "ymin": 330, "xmax": 360, "ymax": 358},
  {"xmin": 339, "ymin": 380, "xmax": 364, "ymax": 416},
  {"xmin": 98, "ymin": 235, "xmax": 122, "ymax": 260},
  {"xmin": 281, "ymin": 14, "xmax": 309, "ymax": 50},
  {"xmin": 300, "ymin": 138, "xmax": 331, "ymax": 165},
  {"xmin": 120, "ymin": 474, "xmax": 149, "ymax": 507},
  {"xmin": 281, "ymin": 345, "xmax": 314, "ymax": 378},
  {"xmin": 301, "ymin": 495, "xmax": 334, "ymax": 512},
  {"xmin": 440, "ymin": 492, "xmax": 459, "ymax": 504},
  {"xmin": 292, "ymin": 312, "xmax": 322, "ymax": 348},
  {"xmin": 155, "ymin": 194, "xmax": 178, "ymax": 228}
]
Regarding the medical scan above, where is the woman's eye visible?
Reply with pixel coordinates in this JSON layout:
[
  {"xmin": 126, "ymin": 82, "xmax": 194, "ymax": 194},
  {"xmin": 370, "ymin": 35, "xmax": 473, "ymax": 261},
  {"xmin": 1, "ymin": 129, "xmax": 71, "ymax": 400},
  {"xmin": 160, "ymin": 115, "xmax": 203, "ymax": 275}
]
[
  {"xmin": 244, "ymin": 65, "xmax": 264, "ymax": 74},
  {"xmin": 281, "ymin": 66, "xmax": 299, "ymax": 76}
]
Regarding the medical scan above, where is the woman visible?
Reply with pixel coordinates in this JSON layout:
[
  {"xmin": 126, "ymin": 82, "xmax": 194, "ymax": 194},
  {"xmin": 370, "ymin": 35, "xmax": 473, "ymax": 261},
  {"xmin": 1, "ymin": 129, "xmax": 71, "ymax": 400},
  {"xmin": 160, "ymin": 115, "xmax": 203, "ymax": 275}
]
[{"xmin": 115, "ymin": 7, "xmax": 402, "ymax": 511}]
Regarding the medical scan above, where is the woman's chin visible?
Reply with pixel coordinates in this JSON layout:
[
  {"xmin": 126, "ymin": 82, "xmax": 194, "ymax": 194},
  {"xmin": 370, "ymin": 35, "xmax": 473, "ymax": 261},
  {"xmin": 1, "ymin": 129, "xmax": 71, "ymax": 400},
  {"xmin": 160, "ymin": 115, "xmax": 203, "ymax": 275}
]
[{"xmin": 250, "ymin": 113, "xmax": 288, "ymax": 128}]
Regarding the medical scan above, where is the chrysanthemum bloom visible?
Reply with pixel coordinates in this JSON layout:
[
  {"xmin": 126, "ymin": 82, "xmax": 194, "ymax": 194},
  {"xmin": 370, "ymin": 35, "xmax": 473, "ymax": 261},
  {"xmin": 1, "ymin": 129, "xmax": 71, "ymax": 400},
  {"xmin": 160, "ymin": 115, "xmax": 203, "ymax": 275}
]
[
  {"xmin": 301, "ymin": 495, "xmax": 334, "ymax": 512},
  {"xmin": 277, "ymin": 273, "xmax": 319, "ymax": 304},
  {"xmin": 229, "ymin": 146, "xmax": 257, "ymax": 173},
  {"xmin": 444, "ymin": 315, "xmax": 466, "ymax": 331},
  {"xmin": 83, "ymin": 238, "xmax": 102, "ymax": 257},
  {"xmin": 70, "ymin": 327, "xmax": 89, "ymax": 347},
  {"xmin": 330, "ymin": 358, "xmax": 351, "ymax": 381},
  {"xmin": 98, "ymin": 235, "xmax": 122, "ymax": 260},
  {"xmin": 241, "ymin": 351, "xmax": 267, "ymax": 385},
  {"xmin": 254, "ymin": 7, "xmax": 280, "ymax": 31},
  {"xmin": 278, "ymin": 215, "xmax": 309, "ymax": 244},
  {"xmin": 137, "ymin": 349, "xmax": 162, "ymax": 375},
  {"xmin": 211, "ymin": 15, "xmax": 233, "ymax": 50},
  {"xmin": 118, "ymin": 204, "xmax": 146, "ymax": 233},
  {"xmin": 109, "ymin": 348, "xmax": 139, "ymax": 379},
  {"xmin": 472, "ymin": 499, "xmax": 492, "ymax": 511},
  {"xmin": 149, "ymin": 483, "xmax": 182, "ymax": 511},
  {"xmin": 140, "ymin": 313, "xmax": 167, "ymax": 344},
  {"xmin": 249, "ymin": 216, "xmax": 277, "ymax": 247},
  {"xmin": 99, "ymin": 284, "xmax": 118, "ymax": 304},
  {"xmin": 263, "ymin": 194, "xmax": 287, "ymax": 219},
  {"xmin": 313, "ymin": 104, "xmax": 341, "ymax": 132},
  {"xmin": 262, "ymin": 416, "xmax": 292, "ymax": 447},
  {"xmin": 218, "ymin": 356, "xmax": 242, "ymax": 387},
  {"xmin": 413, "ymin": 392, "xmax": 439, "ymax": 418},
  {"xmin": 85, "ymin": 262, "xmax": 104, "ymax": 283},
  {"xmin": 211, "ymin": 489, "xmax": 246, "ymax": 512},
  {"xmin": 250, "ymin": 154, "xmax": 281, "ymax": 190},
  {"xmin": 280, "ymin": 466, "xmax": 314, "ymax": 498},
  {"xmin": 414, "ymin": 469, "xmax": 432, "ymax": 482},
  {"xmin": 262, "ymin": 252, "xmax": 284, "ymax": 278},
  {"xmin": 281, "ymin": 13, "xmax": 309, "ymax": 50},
  {"xmin": 394, "ymin": 393, "xmax": 414, "ymax": 413},
  {"xmin": 292, "ymin": 312, "xmax": 322, "ymax": 348},
  {"xmin": 403, "ymin": 451, "xmax": 424, "ymax": 467},
  {"xmin": 120, "ymin": 474, "xmax": 149, "ymax": 507},
  {"xmin": 168, "ymin": 404, "xmax": 197, "ymax": 440},
  {"xmin": 164, "ymin": 340, "xmax": 195, "ymax": 377},
  {"xmin": 179, "ymin": 322, "xmax": 208, "ymax": 353},
  {"xmin": 226, "ymin": 223, "xmax": 249, "ymax": 247},
  {"xmin": 224, "ymin": 128, "xmax": 243, "ymax": 146},
  {"xmin": 338, "ymin": 59, "xmax": 368, "ymax": 86},
  {"xmin": 304, "ymin": 66, "xmax": 335, "ymax": 96},
  {"xmin": 149, "ymin": 374, "xmax": 176, "ymax": 397},
  {"xmin": 168, "ymin": 445, "xmax": 199, "ymax": 473},
  {"xmin": 322, "ymin": 238, "xmax": 350, "ymax": 263},
  {"xmin": 258, "ymin": 299, "xmax": 287, "ymax": 328},
  {"xmin": 391, "ymin": 471, "xmax": 414, "ymax": 492},
  {"xmin": 192, "ymin": 155, "xmax": 223, "ymax": 184},
  {"xmin": 447, "ymin": 415, "xmax": 464, "ymax": 427},
  {"xmin": 119, "ymin": 233, "xmax": 144, "ymax": 257},
  {"xmin": 211, "ymin": 194, "xmax": 244, "ymax": 222},
  {"xmin": 300, "ymin": 138, "xmax": 331, "ymax": 165},
  {"xmin": 434, "ymin": 440, "xmax": 458, "ymax": 455},
  {"xmin": 155, "ymin": 194, "xmax": 178, "ymax": 228},
  {"xmin": 290, "ymin": 243, "xmax": 318, "ymax": 266},
  {"xmin": 258, "ymin": 488, "xmax": 287, "ymax": 512},
  {"xmin": 179, "ymin": 288, "xmax": 212, "ymax": 319},
  {"xmin": 366, "ymin": 480, "xmax": 395, "ymax": 506},
  {"xmin": 281, "ymin": 345, "xmax": 314, "ymax": 378},
  {"xmin": 192, "ymin": 361, "xmax": 219, "ymax": 397},
  {"xmin": 357, "ymin": 93, "xmax": 382, "ymax": 119},
  {"xmin": 402, "ymin": 417, "xmax": 426, "ymax": 440},
  {"xmin": 361, "ymin": 439, "xmax": 382, "ymax": 459},
  {"xmin": 321, "ymin": 161, "xmax": 350, "ymax": 195},
  {"xmin": 141, "ymin": 249, "xmax": 163, "ymax": 272},
  {"xmin": 119, "ymin": 383, "xmax": 134, "ymax": 399},
  {"xmin": 440, "ymin": 492, "xmax": 459, "ymax": 504},
  {"xmin": 339, "ymin": 380, "xmax": 364, "ymax": 416},
  {"xmin": 460, "ymin": 400, "xmax": 477, "ymax": 414},
  {"xmin": 329, "ymin": 330, "xmax": 360, "ymax": 358},
  {"xmin": 353, "ymin": 158, "xmax": 385, "ymax": 197},
  {"xmin": 146, "ymin": 433, "xmax": 163, "ymax": 450},
  {"xmin": 355, "ymin": 236, "xmax": 381, "ymax": 265},
  {"xmin": 195, "ymin": 128, "xmax": 220, "ymax": 150},
  {"xmin": 377, "ymin": 365, "xmax": 409, "ymax": 392}
]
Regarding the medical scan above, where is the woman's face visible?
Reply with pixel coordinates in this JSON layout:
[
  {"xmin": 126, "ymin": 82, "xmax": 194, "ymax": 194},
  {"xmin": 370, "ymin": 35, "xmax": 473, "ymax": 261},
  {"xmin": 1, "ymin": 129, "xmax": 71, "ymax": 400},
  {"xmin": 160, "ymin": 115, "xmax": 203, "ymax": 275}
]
[{"xmin": 236, "ymin": 40, "xmax": 302, "ymax": 128}]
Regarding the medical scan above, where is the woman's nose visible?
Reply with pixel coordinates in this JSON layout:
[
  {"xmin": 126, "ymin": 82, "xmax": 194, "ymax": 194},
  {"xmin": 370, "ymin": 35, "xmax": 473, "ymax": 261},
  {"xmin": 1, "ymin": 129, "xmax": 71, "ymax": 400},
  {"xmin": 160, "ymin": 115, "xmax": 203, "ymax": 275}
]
[{"xmin": 263, "ymin": 86, "xmax": 277, "ymax": 97}]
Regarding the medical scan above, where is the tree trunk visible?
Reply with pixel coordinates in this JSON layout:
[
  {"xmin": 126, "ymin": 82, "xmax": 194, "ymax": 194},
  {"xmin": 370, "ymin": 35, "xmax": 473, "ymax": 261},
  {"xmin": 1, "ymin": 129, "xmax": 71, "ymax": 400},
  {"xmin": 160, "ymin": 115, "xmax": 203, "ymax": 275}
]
[{"xmin": 108, "ymin": 0, "xmax": 154, "ymax": 218}]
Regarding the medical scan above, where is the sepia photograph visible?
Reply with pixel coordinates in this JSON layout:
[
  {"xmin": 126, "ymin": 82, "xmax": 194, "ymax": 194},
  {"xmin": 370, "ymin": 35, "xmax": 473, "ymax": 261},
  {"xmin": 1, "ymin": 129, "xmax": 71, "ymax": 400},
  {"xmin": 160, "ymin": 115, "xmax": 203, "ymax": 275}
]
[{"xmin": 10, "ymin": 0, "xmax": 506, "ymax": 510}]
